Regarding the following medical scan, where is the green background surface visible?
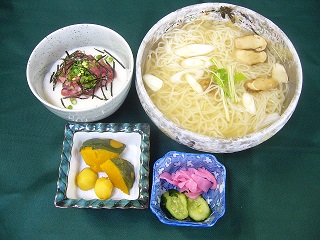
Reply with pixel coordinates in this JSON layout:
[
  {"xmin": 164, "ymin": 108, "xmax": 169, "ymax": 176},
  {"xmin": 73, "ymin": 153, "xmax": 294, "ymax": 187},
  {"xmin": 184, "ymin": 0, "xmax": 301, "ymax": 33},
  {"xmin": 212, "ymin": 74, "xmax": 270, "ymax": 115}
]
[{"xmin": 1, "ymin": 0, "xmax": 319, "ymax": 239}]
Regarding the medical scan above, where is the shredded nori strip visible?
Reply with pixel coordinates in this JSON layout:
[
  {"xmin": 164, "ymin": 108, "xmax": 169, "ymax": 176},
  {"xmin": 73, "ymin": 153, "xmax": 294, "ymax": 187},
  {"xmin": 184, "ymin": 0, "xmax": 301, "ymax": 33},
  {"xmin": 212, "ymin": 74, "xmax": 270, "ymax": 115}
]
[
  {"xmin": 60, "ymin": 98, "xmax": 66, "ymax": 108},
  {"xmin": 110, "ymin": 61, "xmax": 115, "ymax": 97},
  {"xmin": 50, "ymin": 49, "xmax": 118, "ymax": 106},
  {"xmin": 104, "ymin": 49, "xmax": 125, "ymax": 69}
]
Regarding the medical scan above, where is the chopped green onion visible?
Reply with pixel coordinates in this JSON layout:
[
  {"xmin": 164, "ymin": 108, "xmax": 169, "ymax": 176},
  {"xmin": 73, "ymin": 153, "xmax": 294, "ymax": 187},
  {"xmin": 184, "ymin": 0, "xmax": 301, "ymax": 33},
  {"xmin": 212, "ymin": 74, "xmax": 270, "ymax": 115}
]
[
  {"xmin": 105, "ymin": 55, "xmax": 114, "ymax": 64},
  {"xmin": 70, "ymin": 98, "xmax": 77, "ymax": 105},
  {"xmin": 51, "ymin": 49, "xmax": 117, "ymax": 101},
  {"xmin": 96, "ymin": 54, "xmax": 103, "ymax": 60}
]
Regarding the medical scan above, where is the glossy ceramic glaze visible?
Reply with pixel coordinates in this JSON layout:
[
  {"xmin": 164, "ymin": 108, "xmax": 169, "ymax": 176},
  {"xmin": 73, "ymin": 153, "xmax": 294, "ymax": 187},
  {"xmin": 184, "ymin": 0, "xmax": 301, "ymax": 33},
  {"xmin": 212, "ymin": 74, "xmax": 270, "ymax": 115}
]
[
  {"xmin": 27, "ymin": 24, "xmax": 134, "ymax": 122},
  {"xmin": 150, "ymin": 151, "xmax": 226, "ymax": 227},
  {"xmin": 135, "ymin": 3, "xmax": 303, "ymax": 153},
  {"xmin": 55, "ymin": 122, "xmax": 150, "ymax": 209}
]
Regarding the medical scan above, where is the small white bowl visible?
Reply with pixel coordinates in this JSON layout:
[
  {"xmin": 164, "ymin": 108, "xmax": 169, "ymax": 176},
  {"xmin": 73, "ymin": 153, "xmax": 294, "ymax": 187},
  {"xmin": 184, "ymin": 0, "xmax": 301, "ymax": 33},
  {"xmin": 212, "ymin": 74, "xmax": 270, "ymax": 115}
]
[{"xmin": 27, "ymin": 24, "xmax": 134, "ymax": 122}]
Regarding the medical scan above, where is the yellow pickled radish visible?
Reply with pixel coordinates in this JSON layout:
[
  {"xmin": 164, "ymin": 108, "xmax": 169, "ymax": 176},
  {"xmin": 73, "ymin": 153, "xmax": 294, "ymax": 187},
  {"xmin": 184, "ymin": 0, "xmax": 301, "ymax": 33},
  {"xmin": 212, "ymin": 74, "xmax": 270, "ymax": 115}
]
[
  {"xmin": 94, "ymin": 177, "xmax": 114, "ymax": 200},
  {"xmin": 76, "ymin": 167, "xmax": 98, "ymax": 191}
]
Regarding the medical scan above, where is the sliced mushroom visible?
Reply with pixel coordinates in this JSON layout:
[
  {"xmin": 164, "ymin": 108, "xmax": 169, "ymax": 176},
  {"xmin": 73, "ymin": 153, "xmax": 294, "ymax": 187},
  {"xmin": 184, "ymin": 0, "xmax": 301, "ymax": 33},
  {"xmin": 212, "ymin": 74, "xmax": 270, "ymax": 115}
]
[
  {"xmin": 174, "ymin": 44, "xmax": 215, "ymax": 57},
  {"xmin": 235, "ymin": 35, "xmax": 267, "ymax": 52},
  {"xmin": 242, "ymin": 92, "xmax": 256, "ymax": 115},
  {"xmin": 272, "ymin": 63, "xmax": 288, "ymax": 83},
  {"xmin": 170, "ymin": 69, "xmax": 204, "ymax": 83},
  {"xmin": 143, "ymin": 74, "xmax": 164, "ymax": 92},
  {"xmin": 235, "ymin": 49, "xmax": 267, "ymax": 65},
  {"xmin": 185, "ymin": 73, "xmax": 204, "ymax": 93},
  {"xmin": 181, "ymin": 56, "xmax": 212, "ymax": 69},
  {"xmin": 245, "ymin": 77, "xmax": 278, "ymax": 92}
]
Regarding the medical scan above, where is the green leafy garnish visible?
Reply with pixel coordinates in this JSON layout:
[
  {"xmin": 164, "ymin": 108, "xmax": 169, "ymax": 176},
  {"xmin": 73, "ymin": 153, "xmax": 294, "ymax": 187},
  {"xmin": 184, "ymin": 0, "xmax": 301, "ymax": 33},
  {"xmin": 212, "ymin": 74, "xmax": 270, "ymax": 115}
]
[
  {"xmin": 209, "ymin": 58, "xmax": 246, "ymax": 102},
  {"xmin": 208, "ymin": 59, "xmax": 247, "ymax": 121},
  {"xmin": 210, "ymin": 67, "xmax": 230, "ymax": 98},
  {"xmin": 235, "ymin": 72, "xmax": 246, "ymax": 83}
]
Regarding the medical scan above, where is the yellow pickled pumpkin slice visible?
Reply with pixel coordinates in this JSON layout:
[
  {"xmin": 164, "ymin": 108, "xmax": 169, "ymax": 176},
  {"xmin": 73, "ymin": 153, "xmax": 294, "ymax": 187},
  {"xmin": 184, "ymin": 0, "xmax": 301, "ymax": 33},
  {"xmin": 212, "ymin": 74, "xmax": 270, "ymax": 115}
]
[
  {"xmin": 80, "ymin": 148, "xmax": 119, "ymax": 172},
  {"xmin": 80, "ymin": 138, "xmax": 126, "ymax": 172},
  {"xmin": 100, "ymin": 158, "xmax": 135, "ymax": 195}
]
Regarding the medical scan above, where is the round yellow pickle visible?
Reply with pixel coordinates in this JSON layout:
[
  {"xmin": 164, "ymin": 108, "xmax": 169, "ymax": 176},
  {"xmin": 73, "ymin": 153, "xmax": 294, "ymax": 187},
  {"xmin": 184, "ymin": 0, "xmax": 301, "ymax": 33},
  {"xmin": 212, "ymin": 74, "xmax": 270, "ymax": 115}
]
[
  {"xmin": 76, "ymin": 167, "xmax": 98, "ymax": 191},
  {"xmin": 94, "ymin": 177, "xmax": 114, "ymax": 200}
]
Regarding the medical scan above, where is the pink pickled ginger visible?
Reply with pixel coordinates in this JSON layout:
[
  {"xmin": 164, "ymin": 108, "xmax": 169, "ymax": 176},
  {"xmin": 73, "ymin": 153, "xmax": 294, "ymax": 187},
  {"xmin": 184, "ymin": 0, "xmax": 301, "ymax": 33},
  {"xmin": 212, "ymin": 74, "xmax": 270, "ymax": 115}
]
[{"xmin": 159, "ymin": 167, "xmax": 217, "ymax": 199}]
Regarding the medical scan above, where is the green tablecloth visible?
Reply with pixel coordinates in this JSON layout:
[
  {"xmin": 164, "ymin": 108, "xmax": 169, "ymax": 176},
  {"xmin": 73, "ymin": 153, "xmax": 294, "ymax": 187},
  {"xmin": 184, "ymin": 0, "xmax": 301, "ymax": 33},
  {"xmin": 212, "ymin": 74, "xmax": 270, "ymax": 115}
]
[{"xmin": 1, "ymin": 0, "xmax": 319, "ymax": 239}]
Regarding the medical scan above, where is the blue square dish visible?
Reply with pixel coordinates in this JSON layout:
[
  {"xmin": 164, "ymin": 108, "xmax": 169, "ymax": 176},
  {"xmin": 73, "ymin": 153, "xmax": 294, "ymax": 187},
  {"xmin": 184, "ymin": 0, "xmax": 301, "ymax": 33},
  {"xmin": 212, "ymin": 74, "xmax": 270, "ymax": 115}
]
[
  {"xmin": 54, "ymin": 122, "xmax": 150, "ymax": 209},
  {"xmin": 150, "ymin": 151, "xmax": 226, "ymax": 227}
]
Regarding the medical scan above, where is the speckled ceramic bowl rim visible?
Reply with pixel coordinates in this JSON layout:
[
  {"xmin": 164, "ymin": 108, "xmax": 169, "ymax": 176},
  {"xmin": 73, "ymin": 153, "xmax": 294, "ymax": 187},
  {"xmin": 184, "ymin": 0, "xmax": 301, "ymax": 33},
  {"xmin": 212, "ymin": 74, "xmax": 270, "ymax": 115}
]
[
  {"xmin": 27, "ymin": 23, "xmax": 134, "ymax": 113},
  {"xmin": 135, "ymin": 3, "xmax": 303, "ymax": 152}
]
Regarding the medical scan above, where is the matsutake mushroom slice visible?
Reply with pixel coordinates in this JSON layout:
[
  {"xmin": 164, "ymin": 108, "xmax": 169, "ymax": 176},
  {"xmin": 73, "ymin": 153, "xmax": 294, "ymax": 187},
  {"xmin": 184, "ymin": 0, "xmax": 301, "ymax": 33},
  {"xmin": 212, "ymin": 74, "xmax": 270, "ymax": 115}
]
[
  {"xmin": 245, "ymin": 77, "xmax": 278, "ymax": 92},
  {"xmin": 235, "ymin": 49, "xmax": 267, "ymax": 65},
  {"xmin": 235, "ymin": 35, "xmax": 267, "ymax": 52}
]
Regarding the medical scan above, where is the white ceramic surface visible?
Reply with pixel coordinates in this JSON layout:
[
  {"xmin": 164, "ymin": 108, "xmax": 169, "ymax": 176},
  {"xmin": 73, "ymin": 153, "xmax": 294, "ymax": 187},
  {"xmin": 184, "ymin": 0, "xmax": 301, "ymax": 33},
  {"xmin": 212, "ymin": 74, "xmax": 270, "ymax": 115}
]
[
  {"xmin": 135, "ymin": 3, "xmax": 303, "ymax": 153},
  {"xmin": 54, "ymin": 122, "xmax": 150, "ymax": 209},
  {"xmin": 67, "ymin": 131, "xmax": 141, "ymax": 200},
  {"xmin": 27, "ymin": 24, "xmax": 134, "ymax": 122}
]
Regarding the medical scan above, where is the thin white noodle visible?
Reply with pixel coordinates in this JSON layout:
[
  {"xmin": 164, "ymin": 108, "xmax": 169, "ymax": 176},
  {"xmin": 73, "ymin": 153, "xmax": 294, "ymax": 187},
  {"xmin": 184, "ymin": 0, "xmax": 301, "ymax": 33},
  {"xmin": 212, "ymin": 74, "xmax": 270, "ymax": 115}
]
[{"xmin": 143, "ymin": 19, "xmax": 288, "ymax": 138}]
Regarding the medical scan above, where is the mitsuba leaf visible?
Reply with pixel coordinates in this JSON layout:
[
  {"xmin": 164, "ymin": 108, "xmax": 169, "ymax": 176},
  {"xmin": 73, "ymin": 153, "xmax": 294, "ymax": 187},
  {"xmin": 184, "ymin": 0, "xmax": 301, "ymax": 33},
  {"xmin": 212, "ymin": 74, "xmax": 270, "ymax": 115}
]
[{"xmin": 234, "ymin": 72, "xmax": 246, "ymax": 83}]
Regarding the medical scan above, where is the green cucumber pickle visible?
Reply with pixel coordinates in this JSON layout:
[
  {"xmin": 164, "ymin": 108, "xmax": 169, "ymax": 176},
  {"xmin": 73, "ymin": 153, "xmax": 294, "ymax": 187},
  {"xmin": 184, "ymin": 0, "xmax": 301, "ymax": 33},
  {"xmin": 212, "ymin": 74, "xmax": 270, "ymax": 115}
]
[
  {"xmin": 161, "ymin": 189, "xmax": 188, "ymax": 220},
  {"xmin": 160, "ymin": 189, "xmax": 212, "ymax": 222},
  {"xmin": 187, "ymin": 195, "xmax": 212, "ymax": 221}
]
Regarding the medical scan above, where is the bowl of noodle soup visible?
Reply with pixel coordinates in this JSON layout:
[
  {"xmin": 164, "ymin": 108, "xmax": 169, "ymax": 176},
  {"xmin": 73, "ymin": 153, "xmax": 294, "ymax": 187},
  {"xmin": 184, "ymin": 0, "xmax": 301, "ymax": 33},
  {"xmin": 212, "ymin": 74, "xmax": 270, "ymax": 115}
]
[{"xmin": 135, "ymin": 3, "xmax": 302, "ymax": 153}]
